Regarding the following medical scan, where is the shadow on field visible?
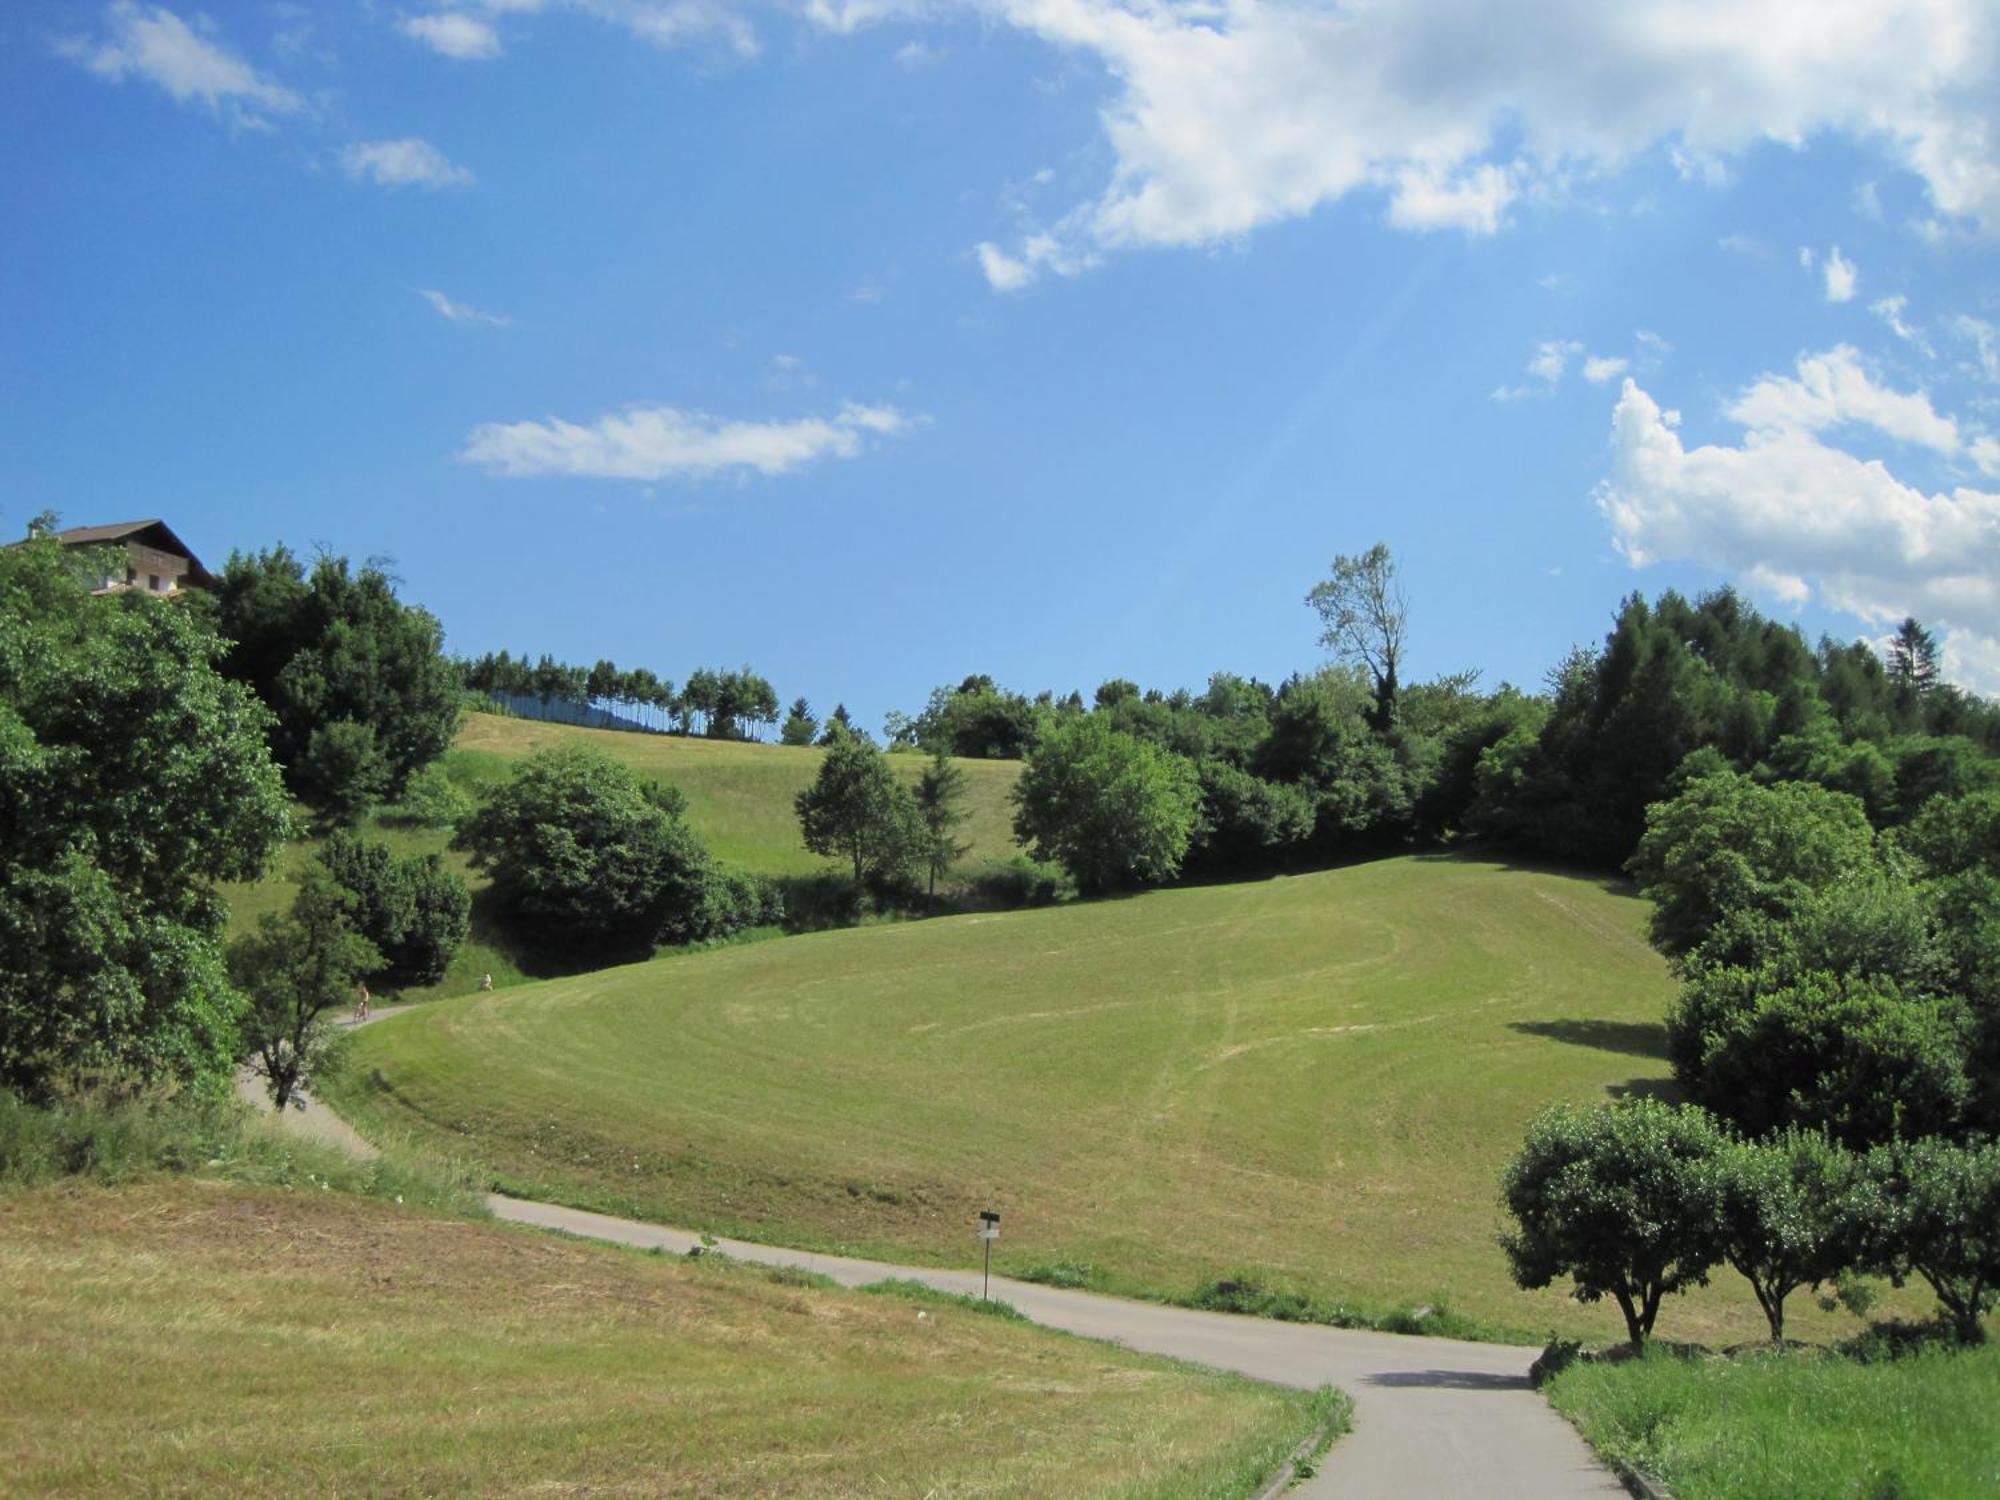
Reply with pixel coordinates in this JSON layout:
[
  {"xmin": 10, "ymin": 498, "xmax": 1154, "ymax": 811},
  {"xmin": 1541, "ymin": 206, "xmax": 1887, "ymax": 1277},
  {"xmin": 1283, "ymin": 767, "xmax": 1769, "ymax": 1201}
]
[
  {"xmin": 1410, "ymin": 849, "xmax": 1634, "ymax": 897},
  {"xmin": 1606, "ymin": 1076, "xmax": 1681, "ymax": 1104},
  {"xmin": 1508, "ymin": 1018, "xmax": 1668, "ymax": 1060}
]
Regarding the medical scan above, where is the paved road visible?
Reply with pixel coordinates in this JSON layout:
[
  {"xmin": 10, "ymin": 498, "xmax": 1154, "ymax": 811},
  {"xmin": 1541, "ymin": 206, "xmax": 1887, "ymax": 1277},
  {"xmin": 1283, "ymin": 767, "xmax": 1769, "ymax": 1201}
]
[{"xmin": 239, "ymin": 1009, "xmax": 1625, "ymax": 1499}]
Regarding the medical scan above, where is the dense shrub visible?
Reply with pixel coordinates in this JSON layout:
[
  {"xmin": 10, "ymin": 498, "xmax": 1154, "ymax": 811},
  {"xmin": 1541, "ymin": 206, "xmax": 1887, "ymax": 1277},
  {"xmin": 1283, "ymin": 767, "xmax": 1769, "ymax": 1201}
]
[
  {"xmin": 1629, "ymin": 768, "xmax": 1878, "ymax": 959},
  {"xmin": 1013, "ymin": 717, "xmax": 1202, "ymax": 893},
  {"xmin": 1667, "ymin": 968, "xmax": 1972, "ymax": 1148},
  {"xmin": 455, "ymin": 747, "xmax": 715, "ymax": 953}
]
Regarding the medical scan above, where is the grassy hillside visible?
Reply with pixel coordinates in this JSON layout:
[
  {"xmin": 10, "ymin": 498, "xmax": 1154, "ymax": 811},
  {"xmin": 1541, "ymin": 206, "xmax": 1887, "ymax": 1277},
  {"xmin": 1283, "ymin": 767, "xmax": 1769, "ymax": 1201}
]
[
  {"xmin": 450, "ymin": 711, "xmax": 1024, "ymax": 878},
  {"xmin": 222, "ymin": 711, "xmax": 1030, "ymax": 1002},
  {"xmin": 329, "ymin": 853, "xmax": 1850, "ymax": 1344},
  {"xmin": 0, "ymin": 1180, "xmax": 1324, "ymax": 1498}
]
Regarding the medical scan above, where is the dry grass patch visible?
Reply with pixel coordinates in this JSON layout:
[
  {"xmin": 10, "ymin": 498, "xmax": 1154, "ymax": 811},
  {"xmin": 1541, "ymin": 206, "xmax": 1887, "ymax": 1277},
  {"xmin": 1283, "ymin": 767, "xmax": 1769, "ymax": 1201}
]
[{"xmin": 0, "ymin": 1181, "xmax": 1320, "ymax": 1498}]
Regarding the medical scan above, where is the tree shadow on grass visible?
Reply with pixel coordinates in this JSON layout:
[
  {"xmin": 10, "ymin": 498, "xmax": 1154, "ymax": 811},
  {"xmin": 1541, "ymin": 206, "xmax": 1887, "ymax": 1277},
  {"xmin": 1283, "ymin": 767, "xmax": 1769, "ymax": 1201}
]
[
  {"xmin": 1606, "ymin": 1076, "xmax": 1682, "ymax": 1104},
  {"xmin": 1509, "ymin": 1018, "xmax": 1668, "ymax": 1061},
  {"xmin": 467, "ymin": 886, "xmax": 652, "ymax": 981},
  {"xmin": 1365, "ymin": 1369, "xmax": 1531, "ymax": 1392}
]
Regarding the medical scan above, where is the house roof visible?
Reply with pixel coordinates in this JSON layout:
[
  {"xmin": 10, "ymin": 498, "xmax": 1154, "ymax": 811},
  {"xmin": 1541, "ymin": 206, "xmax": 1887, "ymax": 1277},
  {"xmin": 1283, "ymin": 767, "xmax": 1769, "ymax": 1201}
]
[{"xmin": 43, "ymin": 519, "xmax": 218, "ymax": 588}]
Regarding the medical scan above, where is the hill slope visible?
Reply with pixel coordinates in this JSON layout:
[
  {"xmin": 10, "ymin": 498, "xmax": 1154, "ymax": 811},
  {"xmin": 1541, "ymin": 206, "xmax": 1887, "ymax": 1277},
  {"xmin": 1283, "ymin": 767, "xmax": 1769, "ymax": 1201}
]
[
  {"xmin": 222, "ymin": 711, "xmax": 1030, "ymax": 1001},
  {"xmin": 449, "ymin": 711, "xmax": 1025, "ymax": 878},
  {"xmin": 330, "ymin": 854, "xmax": 1820, "ymax": 1343}
]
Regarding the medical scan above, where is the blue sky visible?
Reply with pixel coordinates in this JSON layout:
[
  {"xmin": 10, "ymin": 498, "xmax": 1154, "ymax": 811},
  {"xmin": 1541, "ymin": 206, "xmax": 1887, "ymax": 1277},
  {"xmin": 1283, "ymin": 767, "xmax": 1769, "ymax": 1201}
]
[{"xmin": 5, "ymin": 1, "xmax": 1998, "ymax": 727}]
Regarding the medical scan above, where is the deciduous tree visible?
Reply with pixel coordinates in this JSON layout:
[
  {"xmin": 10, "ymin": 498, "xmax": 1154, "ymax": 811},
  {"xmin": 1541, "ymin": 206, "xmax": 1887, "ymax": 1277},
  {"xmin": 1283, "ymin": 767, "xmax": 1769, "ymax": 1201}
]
[{"xmin": 1500, "ymin": 1099, "xmax": 1726, "ymax": 1348}]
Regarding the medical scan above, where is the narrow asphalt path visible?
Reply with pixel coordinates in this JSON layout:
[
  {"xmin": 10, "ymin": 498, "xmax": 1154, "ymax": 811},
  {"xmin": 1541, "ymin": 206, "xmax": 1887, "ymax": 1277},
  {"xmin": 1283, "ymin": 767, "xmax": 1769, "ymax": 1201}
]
[{"xmin": 240, "ymin": 1010, "xmax": 1625, "ymax": 1499}]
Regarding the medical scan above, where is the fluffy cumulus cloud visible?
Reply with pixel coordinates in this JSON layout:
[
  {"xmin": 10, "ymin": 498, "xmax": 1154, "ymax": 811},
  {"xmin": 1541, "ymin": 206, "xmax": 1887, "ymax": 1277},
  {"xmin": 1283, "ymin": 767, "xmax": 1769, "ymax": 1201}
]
[
  {"xmin": 1822, "ymin": 246, "xmax": 1859, "ymax": 303},
  {"xmin": 460, "ymin": 401, "xmax": 920, "ymax": 480},
  {"xmin": 340, "ymin": 138, "xmax": 476, "ymax": 189},
  {"xmin": 1598, "ymin": 353, "xmax": 2000, "ymax": 693},
  {"xmin": 922, "ymin": 0, "xmax": 2000, "ymax": 287},
  {"xmin": 399, "ymin": 12, "xmax": 504, "ymax": 59},
  {"xmin": 56, "ymin": 2, "xmax": 302, "ymax": 122}
]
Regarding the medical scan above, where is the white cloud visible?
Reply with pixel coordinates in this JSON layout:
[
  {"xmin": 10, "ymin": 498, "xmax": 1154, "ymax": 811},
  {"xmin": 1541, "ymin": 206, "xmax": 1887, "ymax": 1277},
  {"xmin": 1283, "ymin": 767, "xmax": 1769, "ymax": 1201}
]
[
  {"xmin": 460, "ymin": 400, "xmax": 920, "ymax": 480},
  {"xmin": 400, "ymin": 12, "xmax": 503, "ymax": 59},
  {"xmin": 1583, "ymin": 355, "xmax": 1629, "ymax": 384},
  {"xmin": 1854, "ymin": 179, "xmax": 1883, "ymax": 220},
  {"xmin": 1719, "ymin": 233, "xmax": 1775, "ymax": 258},
  {"xmin": 975, "ymin": 232, "xmax": 1096, "ymax": 292},
  {"xmin": 418, "ymin": 288, "xmax": 513, "ymax": 326},
  {"xmin": 56, "ymin": 3, "xmax": 301, "ymax": 121},
  {"xmin": 1598, "ymin": 373, "xmax": 2000, "ymax": 693},
  {"xmin": 1823, "ymin": 245, "xmax": 1858, "ymax": 302},
  {"xmin": 430, "ymin": 0, "xmax": 758, "ymax": 58},
  {"xmin": 1492, "ymin": 339, "xmax": 1583, "ymax": 400},
  {"xmin": 340, "ymin": 138, "xmax": 475, "ymax": 189},
  {"xmin": 1954, "ymin": 315, "xmax": 2000, "ymax": 383},
  {"xmin": 949, "ymin": 0, "xmax": 2000, "ymax": 287},
  {"xmin": 1725, "ymin": 346, "xmax": 1959, "ymax": 454},
  {"xmin": 1870, "ymin": 295, "xmax": 1933, "ymax": 356}
]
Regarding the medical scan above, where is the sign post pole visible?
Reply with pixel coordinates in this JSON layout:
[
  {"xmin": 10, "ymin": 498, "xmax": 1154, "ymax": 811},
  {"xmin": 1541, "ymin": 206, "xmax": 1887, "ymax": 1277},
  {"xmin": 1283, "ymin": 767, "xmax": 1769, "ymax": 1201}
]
[{"xmin": 977, "ymin": 1211, "xmax": 1000, "ymax": 1301}]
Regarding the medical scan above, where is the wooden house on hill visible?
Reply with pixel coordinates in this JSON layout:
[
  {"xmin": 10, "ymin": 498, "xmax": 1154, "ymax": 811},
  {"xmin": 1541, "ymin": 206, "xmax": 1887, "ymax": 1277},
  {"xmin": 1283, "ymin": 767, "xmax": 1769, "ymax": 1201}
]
[{"xmin": 44, "ymin": 519, "xmax": 218, "ymax": 595}]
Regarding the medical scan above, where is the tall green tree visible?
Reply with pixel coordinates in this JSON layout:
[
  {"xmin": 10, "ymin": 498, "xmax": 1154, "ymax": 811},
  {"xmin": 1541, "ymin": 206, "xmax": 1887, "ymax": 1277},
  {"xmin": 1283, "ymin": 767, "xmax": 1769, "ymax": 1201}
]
[
  {"xmin": 0, "ymin": 535, "xmax": 289, "ymax": 1097},
  {"xmin": 914, "ymin": 746, "xmax": 971, "ymax": 904},
  {"xmin": 1886, "ymin": 618, "xmax": 1940, "ymax": 694},
  {"xmin": 1012, "ymin": 717, "xmax": 1201, "ymax": 894},
  {"xmin": 780, "ymin": 696, "xmax": 818, "ymax": 747},
  {"xmin": 228, "ymin": 871, "xmax": 380, "ymax": 1110},
  {"xmin": 1306, "ymin": 543, "xmax": 1407, "ymax": 731},
  {"xmin": 203, "ymin": 548, "xmax": 459, "ymax": 811},
  {"xmin": 795, "ymin": 728, "xmax": 921, "ymax": 897}
]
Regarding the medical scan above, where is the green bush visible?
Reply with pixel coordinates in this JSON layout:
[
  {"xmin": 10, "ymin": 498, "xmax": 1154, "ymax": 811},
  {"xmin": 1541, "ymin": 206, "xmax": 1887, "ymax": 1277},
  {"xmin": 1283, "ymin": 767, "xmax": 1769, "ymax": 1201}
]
[
  {"xmin": 456, "ymin": 747, "xmax": 715, "ymax": 954},
  {"xmin": 316, "ymin": 833, "xmax": 471, "ymax": 988}
]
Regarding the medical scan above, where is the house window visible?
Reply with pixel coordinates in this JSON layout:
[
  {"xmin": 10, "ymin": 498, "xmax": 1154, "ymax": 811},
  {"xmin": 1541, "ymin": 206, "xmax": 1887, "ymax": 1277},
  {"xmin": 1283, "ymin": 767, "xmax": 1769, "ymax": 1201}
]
[{"xmin": 149, "ymin": 574, "xmax": 161, "ymax": 591}]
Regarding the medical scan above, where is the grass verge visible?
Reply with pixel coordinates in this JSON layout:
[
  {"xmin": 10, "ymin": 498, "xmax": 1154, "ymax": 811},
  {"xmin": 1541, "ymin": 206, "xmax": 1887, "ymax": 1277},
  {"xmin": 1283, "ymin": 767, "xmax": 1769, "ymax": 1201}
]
[{"xmin": 1544, "ymin": 1342, "xmax": 2000, "ymax": 1499}]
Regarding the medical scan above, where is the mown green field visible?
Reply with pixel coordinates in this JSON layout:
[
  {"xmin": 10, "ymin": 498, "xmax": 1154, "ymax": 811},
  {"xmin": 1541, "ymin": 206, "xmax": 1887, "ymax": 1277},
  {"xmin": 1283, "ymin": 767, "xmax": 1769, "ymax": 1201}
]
[
  {"xmin": 0, "ymin": 1180, "xmax": 1324, "ymax": 1499},
  {"xmin": 1546, "ymin": 1344, "xmax": 2000, "ymax": 1499},
  {"xmin": 222, "ymin": 711, "xmax": 1030, "ymax": 1002},
  {"xmin": 328, "ymin": 853, "xmax": 1857, "ymax": 1345}
]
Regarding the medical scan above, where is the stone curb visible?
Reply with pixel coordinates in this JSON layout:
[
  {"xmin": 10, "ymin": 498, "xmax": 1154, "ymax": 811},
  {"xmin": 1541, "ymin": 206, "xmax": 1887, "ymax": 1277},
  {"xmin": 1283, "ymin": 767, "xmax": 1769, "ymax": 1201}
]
[
  {"xmin": 1250, "ymin": 1408, "xmax": 1348, "ymax": 1500},
  {"xmin": 1611, "ymin": 1458, "xmax": 1673, "ymax": 1500}
]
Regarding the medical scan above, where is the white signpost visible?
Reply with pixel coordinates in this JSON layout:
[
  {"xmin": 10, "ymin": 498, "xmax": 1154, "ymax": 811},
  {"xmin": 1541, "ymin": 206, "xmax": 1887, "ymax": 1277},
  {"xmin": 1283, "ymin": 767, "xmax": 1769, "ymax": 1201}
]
[{"xmin": 978, "ymin": 1210, "xmax": 1000, "ymax": 1300}]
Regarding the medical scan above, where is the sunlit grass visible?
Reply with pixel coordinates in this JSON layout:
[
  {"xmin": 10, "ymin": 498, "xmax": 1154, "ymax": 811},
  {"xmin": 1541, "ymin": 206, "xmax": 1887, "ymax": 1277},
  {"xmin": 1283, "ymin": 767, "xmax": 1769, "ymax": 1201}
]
[
  {"xmin": 1545, "ymin": 1343, "xmax": 2000, "ymax": 1499},
  {"xmin": 0, "ymin": 1181, "xmax": 1327, "ymax": 1499},
  {"xmin": 324, "ymin": 854, "xmax": 1865, "ymax": 1344}
]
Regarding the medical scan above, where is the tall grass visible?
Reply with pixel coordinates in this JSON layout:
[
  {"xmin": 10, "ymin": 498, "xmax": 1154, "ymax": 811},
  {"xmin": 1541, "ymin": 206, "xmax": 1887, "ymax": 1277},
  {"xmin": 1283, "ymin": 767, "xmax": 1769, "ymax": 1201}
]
[
  {"xmin": 1546, "ymin": 1342, "xmax": 2000, "ymax": 1499},
  {"xmin": 0, "ymin": 1087, "xmax": 486, "ymax": 1216}
]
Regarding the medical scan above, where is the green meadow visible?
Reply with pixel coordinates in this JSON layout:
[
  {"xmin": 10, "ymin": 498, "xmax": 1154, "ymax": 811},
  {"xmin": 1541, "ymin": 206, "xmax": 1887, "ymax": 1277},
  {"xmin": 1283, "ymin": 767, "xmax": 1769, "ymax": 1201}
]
[
  {"xmin": 327, "ymin": 852, "xmax": 1859, "ymax": 1345},
  {"xmin": 221, "ymin": 710, "xmax": 1030, "ymax": 1002},
  {"xmin": 0, "ymin": 1180, "xmax": 1324, "ymax": 1499}
]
